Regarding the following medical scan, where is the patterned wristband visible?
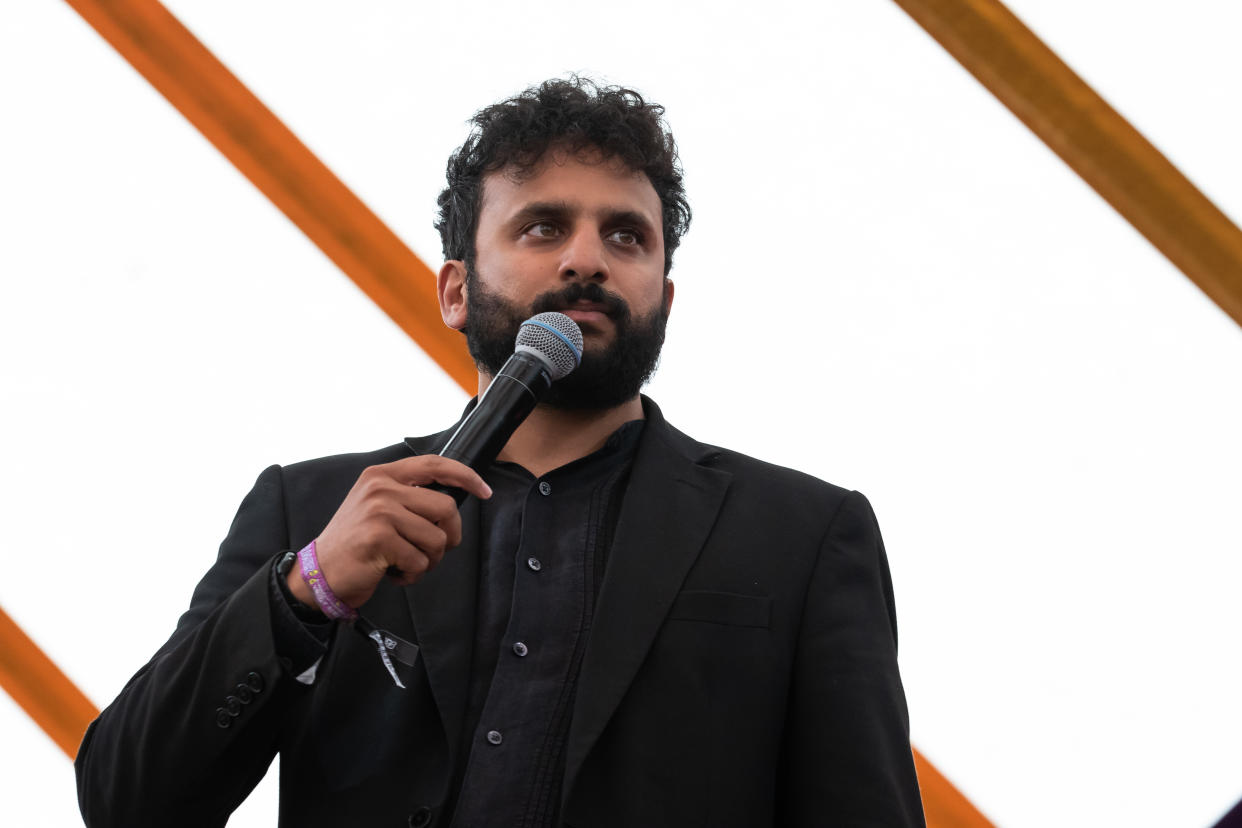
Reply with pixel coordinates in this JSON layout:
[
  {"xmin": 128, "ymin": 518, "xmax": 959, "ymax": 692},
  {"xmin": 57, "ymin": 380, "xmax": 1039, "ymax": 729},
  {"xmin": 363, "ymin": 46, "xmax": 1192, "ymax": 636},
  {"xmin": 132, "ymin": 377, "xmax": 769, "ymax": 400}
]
[{"xmin": 297, "ymin": 540, "xmax": 358, "ymax": 622}]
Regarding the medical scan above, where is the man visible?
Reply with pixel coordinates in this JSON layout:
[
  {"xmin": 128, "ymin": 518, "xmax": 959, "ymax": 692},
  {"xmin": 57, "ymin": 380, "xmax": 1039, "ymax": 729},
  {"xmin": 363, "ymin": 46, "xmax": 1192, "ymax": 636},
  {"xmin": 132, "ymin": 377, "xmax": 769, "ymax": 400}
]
[{"xmin": 76, "ymin": 78, "xmax": 924, "ymax": 827}]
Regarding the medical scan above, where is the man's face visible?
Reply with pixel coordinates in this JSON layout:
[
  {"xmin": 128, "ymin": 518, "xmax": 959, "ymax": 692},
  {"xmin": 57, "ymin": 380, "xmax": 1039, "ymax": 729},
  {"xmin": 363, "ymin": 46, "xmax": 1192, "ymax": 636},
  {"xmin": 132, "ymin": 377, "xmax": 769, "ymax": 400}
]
[{"xmin": 455, "ymin": 150, "xmax": 673, "ymax": 410}]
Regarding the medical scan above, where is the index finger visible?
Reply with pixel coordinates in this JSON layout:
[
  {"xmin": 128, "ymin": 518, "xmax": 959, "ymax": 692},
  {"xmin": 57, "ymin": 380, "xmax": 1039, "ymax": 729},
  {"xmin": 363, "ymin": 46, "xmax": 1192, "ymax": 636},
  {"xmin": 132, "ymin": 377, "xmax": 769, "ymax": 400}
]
[{"xmin": 381, "ymin": 455, "xmax": 493, "ymax": 500}]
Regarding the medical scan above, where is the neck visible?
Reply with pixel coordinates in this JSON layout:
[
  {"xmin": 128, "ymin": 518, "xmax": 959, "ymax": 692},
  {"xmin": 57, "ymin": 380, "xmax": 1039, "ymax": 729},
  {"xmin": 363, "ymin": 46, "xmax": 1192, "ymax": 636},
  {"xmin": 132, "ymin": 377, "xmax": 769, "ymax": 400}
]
[{"xmin": 478, "ymin": 373, "xmax": 644, "ymax": 478}]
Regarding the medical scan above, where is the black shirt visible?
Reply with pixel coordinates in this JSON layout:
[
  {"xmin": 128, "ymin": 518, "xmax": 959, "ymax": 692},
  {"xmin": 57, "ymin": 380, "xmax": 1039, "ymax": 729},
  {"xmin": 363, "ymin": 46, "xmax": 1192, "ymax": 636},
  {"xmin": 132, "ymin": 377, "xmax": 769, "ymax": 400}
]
[{"xmin": 450, "ymin": 420, "xmax": 642, "ymax": 827}]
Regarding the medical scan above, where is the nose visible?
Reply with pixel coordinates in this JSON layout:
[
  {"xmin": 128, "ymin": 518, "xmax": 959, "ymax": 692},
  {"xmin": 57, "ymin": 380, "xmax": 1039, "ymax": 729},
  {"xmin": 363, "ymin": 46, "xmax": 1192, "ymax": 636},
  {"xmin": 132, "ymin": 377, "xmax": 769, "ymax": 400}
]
[{"xmin": 559, "ymin": 228, "xmax": 608, "ymax": 283}]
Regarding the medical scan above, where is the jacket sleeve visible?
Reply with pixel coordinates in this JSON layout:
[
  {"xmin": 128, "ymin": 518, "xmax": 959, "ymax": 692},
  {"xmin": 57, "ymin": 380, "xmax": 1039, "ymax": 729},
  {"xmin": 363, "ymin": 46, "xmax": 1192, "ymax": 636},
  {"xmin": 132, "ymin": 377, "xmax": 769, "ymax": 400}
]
[
  {"xmin": 75, "ymin": 464, "xmax": 311, "ymax": 828},
  {"xmin": 777, "ymin": 490, "xmax": 926, "ymax": 826}
]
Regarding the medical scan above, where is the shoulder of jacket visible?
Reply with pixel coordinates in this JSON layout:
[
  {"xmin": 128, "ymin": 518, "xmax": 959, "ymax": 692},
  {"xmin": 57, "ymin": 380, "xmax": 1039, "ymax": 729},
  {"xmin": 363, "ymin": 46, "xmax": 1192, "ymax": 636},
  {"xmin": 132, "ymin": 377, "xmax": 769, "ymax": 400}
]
[
  {"xmin": 650, "ymin": 411, "xmax": 852, "ymax": 502},
  {"xmin": 701, "ymin": 441, "xmax": 851, "ymax": 500}
]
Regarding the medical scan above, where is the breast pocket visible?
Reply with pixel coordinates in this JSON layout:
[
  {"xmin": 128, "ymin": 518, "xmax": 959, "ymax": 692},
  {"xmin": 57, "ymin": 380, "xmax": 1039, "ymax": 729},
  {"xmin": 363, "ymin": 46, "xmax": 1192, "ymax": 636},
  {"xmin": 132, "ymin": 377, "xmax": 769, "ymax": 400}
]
[{"xmin": 668, "ymin": 590, "xmax": 771, "ymax": 628}]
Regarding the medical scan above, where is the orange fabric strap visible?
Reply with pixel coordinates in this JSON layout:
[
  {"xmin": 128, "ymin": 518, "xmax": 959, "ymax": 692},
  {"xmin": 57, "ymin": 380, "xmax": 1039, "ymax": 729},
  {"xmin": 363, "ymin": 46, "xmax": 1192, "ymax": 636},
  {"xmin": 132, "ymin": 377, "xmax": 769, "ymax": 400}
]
[
  {"xmin": 892, "ymin": 0, "xmax": 1242, "ymax": 328},
  {"xmin": 915, "ymin": 749, "xmax": 995, "ymax": 826},
  {"xmin": 0, "ymin": 606, "xmax": 98, "ymax": 759},
  {"xmin": 62, "ymin": 0, "xmax": 477, "ymax": 392}
]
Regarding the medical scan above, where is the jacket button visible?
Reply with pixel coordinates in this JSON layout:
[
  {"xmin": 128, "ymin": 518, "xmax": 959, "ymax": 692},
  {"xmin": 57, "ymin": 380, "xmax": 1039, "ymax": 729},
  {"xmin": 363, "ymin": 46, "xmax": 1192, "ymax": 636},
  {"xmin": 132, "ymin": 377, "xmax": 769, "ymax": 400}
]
[
  {"xmin": 408, "ymin": 806, "xmax": 433, "ymax": 827},
  {"xmin": 486, "ymin": 730, "xmax": 503, "ymax": 745},
  {"xmin": 235, "ymin": 684, "xmax": 254, "ymax": 704},
  {"xmin": 246, "ymin": 671, "xmax": 265, "ymax": 693},
  {"xmin": 512, "ymin": 641, "xmax": 528, "ymax": 657},
  {"xmin": 215, "ymin": 708, "xmax": 232, "ymax": 729},
  {"xmin": 224, "ymin": 696, "xmax": 242, "ymax": 716}
]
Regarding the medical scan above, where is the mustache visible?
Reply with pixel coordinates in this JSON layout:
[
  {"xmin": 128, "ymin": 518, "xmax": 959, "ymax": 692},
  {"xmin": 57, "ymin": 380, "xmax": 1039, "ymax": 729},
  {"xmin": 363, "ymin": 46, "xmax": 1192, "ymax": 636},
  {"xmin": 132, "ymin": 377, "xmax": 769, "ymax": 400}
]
[{"xmin": 530, "ymin": 282, "xmax": 630, "ymax": 321}]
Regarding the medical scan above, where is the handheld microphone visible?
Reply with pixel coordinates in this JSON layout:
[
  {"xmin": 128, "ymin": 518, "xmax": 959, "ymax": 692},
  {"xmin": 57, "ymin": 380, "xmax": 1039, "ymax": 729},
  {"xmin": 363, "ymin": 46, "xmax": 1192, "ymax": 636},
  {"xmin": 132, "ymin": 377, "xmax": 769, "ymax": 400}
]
[
  {"xmin": 433, "ymin": 311, "xmax": 583, "ymax": 503},
  {"xmin": 365, "ymin": 312, "xmax": 583, "ymax": 680},
  {"xmin": 374, "ymin": 312, "xmax": 582, "ymax": 641}
]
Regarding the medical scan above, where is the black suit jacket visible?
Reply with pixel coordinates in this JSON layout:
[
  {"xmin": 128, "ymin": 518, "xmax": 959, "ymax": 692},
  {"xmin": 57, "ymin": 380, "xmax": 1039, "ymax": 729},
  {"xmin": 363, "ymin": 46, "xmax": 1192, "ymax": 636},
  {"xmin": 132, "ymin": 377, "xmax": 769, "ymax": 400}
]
[{"xmin": 76, "ymin": 399, "xmax": 924, "ymax": 827}]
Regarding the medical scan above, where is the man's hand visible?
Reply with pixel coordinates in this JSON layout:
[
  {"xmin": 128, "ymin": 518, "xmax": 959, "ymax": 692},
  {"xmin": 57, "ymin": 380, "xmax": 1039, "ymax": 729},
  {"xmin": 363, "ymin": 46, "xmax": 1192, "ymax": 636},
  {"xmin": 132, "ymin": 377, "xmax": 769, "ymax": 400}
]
[{"xmin": 287, "ymin": 456, "xmax": 492, "ymax": 610}]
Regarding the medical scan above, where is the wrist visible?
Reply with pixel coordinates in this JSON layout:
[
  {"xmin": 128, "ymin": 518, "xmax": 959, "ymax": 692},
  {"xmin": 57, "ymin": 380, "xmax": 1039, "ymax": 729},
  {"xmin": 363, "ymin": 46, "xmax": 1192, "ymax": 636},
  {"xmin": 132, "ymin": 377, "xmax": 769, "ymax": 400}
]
[
  {"xmin": 296, "ymin": 540, "xmax": 359, "ymax": 622},
  {"xmin": 282, "ymin": 554, "xmax": 318, "ymax": 609}
]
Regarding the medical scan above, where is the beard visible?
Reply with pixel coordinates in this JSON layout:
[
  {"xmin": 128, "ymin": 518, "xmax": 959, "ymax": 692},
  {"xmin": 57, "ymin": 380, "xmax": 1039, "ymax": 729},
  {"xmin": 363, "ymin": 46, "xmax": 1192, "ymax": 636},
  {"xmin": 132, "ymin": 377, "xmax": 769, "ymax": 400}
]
[{"xmin": 464, "ymin": 271, "xmax": 669, "ymax": 411}]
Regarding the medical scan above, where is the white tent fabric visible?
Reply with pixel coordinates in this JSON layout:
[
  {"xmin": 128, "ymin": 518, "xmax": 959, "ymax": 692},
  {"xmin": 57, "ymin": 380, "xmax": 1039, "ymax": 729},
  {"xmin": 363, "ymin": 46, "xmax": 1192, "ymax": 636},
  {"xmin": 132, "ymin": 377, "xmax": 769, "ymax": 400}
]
[{"xmin": 2, "ymin": 1, "xmax": 1240, "ymax": 825}]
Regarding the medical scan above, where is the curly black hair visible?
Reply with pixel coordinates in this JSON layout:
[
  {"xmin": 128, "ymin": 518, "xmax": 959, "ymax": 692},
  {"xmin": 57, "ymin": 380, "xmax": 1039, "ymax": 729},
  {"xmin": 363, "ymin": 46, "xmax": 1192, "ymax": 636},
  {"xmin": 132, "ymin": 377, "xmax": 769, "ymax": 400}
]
[{"xmin": 435, "ymin": 77, "xmax": 691, "ymax": 276}]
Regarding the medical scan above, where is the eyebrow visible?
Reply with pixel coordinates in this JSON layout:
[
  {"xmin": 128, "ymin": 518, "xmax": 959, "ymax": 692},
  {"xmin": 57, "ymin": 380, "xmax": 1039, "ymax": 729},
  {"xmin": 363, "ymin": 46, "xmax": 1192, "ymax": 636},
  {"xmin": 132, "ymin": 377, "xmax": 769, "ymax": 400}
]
[{"xmin": 507, "ymin": 200, "xmax": 658, "ymax": 236}]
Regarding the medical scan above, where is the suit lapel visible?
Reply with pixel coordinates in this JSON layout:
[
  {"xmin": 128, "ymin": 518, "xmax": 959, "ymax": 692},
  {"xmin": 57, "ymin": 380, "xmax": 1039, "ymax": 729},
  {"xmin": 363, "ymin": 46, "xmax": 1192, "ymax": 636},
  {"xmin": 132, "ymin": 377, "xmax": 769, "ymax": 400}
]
[
  {"xmin": 401, "ymin": 430, "xmax": 480, "ymax": 770},
  {"xmin": 563, "ymin": 404, "xmax": 732, "ymax": 794}
]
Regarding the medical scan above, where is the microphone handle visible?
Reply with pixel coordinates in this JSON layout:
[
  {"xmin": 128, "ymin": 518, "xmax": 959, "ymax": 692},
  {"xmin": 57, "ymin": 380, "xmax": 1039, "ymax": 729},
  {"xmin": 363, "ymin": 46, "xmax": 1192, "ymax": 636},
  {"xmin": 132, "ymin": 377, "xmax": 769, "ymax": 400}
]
[
  {"xmin": 430, "ymin": 351, "xmax": 553, "ymax": 503},
  {"xmin": 389, "ymin": 352, "xmax": 551, "ymax": 580}
]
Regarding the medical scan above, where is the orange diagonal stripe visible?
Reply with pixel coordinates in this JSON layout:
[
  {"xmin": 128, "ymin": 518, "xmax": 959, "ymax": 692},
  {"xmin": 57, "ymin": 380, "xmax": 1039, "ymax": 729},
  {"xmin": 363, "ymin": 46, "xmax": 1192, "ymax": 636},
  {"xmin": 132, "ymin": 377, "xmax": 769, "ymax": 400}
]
[
  {"xmin": 892, "ymin": 0, "xmax": 1242, "ymax": 329},
  {"xmin": 62, "ymin": 0, "xmax": 477, "ymax": 392},
  {"xmin": 0, "ymin": 605, "xmax": 98, "ymax": 759},
  {"xmin": 915, "ymin": 748, "xmax": 995, "ymax": 827}
]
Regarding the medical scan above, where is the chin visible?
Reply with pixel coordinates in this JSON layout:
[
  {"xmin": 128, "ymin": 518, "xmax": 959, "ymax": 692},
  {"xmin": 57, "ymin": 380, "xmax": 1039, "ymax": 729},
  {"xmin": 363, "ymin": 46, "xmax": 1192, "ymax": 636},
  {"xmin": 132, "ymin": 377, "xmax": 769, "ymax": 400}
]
[{"xmin": 578, "ymin": 328, "xmax": 616, "ymax": 348}]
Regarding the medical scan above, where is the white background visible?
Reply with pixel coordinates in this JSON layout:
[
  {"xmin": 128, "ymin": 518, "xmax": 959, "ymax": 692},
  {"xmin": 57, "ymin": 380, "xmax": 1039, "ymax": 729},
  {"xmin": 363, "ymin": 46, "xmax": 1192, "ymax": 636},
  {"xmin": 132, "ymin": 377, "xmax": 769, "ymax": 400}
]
[{"xmin": 2, "ymin": 1, "xmax": 1240, "ymax": 825}]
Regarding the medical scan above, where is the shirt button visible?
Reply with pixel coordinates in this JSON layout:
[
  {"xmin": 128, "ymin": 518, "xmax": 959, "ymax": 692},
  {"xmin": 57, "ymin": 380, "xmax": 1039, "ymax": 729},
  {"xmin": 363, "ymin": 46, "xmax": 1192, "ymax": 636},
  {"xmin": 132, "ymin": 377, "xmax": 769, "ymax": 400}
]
[
  {"xmin": 538, "ymin": 481, "xmax": 552, "ymax": 496},
  {"xmin": 486, "ymin": 730, "xmax": 503, "ymax": 745},
  {"xmin": 512, "ymin": 641, "xmax": 528, "ymax": 657},
  {"xmin": 527, "ymin": 557, "xmax": 542, "ymax": 572}
]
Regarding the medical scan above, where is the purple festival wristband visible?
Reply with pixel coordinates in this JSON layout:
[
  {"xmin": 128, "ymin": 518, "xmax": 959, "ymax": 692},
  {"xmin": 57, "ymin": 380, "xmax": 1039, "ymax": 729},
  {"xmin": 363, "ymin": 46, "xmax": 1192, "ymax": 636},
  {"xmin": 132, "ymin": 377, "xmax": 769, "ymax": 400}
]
[{"xmin": 297, "ymin": 540, "xmax": 358, "ymax": 622}]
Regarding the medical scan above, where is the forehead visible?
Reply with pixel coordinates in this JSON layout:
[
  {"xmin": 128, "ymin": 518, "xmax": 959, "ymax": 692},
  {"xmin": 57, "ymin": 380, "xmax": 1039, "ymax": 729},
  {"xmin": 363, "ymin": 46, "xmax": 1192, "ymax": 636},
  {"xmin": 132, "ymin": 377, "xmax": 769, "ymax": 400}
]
[{"xmin": 478, "ymin": 151, "xmax": 662, "ymax": 227}]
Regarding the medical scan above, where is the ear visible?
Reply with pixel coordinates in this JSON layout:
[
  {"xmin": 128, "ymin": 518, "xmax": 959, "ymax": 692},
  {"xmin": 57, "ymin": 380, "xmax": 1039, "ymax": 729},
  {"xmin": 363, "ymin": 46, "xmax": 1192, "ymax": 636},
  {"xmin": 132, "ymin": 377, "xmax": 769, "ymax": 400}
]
[
  {"xmin": 439, "ymin": 260, "xmax": 468, "ymax": 330},
  {"xmin": 662, "ymin": 277, "xmax": 675, "ymax": 316}
]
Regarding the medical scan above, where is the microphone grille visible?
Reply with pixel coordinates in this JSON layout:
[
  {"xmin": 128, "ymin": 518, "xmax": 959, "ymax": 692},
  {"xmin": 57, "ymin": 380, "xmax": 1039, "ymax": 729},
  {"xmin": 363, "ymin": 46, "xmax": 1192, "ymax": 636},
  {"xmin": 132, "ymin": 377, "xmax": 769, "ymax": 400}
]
[{"xmin": 516, "ymin": 312, "xmax": 583, "ymax": 381}]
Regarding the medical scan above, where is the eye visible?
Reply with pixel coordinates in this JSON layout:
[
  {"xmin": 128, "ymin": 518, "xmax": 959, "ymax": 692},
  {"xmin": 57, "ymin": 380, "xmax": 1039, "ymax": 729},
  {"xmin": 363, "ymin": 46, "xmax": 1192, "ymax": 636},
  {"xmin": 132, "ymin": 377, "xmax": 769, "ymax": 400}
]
[
  {"xmin": 523, "ymin": 221, "xmax": 561, "ymax": 239},
  {"xmin": 607, "ymin": 228, "xmax": 643, "ymax": 246}
]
